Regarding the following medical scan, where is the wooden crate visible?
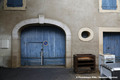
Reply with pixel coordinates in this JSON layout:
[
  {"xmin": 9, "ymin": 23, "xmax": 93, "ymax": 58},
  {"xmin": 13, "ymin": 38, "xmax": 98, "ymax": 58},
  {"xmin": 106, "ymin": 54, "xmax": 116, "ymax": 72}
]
[{"xmin": 74, "ymin": 54, "xmax": 96, "ymax": 73}]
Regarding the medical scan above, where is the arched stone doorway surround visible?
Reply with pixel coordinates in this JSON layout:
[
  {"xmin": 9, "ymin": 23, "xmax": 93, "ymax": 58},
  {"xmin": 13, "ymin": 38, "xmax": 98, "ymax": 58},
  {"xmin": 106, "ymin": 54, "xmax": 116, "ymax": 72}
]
[{"xmin": 12, "ymin": 15, "xmax": 72, "ymax": 68}]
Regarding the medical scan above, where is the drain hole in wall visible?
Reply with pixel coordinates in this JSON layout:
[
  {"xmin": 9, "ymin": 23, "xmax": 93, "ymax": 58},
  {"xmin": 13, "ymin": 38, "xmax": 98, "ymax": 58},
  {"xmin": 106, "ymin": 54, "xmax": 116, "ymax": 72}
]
[{"xmin": 81, "ymin": 31, "xmax": 90, "ymax": 38}]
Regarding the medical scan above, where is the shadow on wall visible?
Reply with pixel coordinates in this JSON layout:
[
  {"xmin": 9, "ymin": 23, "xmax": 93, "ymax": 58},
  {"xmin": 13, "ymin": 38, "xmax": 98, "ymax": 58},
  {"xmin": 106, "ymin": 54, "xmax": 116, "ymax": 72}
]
[
  {"xmin": 0, "ymin": 0, "xmax": 2, "ymax": 3},
  {"xmin": 0, "ymin": 0, "xmax": 3, "ymax": 9},
  {"xmin": 0, "ymin": 56, "xmax": 11, "ymax": 67}
]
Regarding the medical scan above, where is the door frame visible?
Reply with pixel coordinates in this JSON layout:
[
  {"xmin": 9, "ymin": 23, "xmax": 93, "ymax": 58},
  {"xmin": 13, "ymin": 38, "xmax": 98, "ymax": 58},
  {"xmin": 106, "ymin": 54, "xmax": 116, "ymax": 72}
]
[
  {"xmin": 99, "ymin": 27, "xmax": 120, "ymax": 55},
  {"xmin": 12, "ymin": 15, "xmax": 72, "ymax": 68}
]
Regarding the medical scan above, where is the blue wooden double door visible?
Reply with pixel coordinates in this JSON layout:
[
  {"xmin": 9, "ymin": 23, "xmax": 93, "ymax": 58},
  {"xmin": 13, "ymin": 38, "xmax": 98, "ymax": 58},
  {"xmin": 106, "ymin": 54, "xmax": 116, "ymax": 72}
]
[
  {"xmin": 21, "ymin": 24, "xmax": 66, "ymax": 66},
  {"xmin": 103, "ymin": 32, "xmax": 120, "ymax": 62}
]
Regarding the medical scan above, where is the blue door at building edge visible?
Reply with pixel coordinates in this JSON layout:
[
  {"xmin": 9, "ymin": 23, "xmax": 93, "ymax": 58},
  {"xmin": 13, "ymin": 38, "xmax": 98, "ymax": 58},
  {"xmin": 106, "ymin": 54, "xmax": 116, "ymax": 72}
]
[
  {"xmin": 21, "ymin": 24, "xmax": 66, "ymax": 66},
  {"xmin": 103, "ymin": 32, "xmax": 120, "ymax": 62}
]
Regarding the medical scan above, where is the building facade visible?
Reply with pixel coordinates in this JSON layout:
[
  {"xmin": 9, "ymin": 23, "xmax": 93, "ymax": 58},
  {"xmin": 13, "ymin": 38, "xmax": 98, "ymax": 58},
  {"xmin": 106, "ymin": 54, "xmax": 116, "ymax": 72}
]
[{"xmin": 0, "ymin": 0, "xmax": 120, "ymax": 68}]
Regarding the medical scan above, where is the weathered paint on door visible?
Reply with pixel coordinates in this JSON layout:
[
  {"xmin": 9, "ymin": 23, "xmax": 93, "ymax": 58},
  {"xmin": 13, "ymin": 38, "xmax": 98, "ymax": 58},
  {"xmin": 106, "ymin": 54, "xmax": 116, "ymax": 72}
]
[
  {"xmin": 21, "ymin": 25, "xmax": 66, "ymax": 66},
  {"xmin": 103, "ymin": 32, "xmax": 120, "ymax": 62}
]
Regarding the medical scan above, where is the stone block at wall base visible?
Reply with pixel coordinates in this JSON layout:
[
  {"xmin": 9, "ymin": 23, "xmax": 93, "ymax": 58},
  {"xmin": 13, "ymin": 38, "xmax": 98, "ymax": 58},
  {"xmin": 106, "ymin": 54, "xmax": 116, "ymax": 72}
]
[
  {"xmin": 0, "ymin": 56, "xmax": 11, "ymax": 67},
  {"xmin": 66, "ymin": 58, "xmax": 72, "ymax": 68}
]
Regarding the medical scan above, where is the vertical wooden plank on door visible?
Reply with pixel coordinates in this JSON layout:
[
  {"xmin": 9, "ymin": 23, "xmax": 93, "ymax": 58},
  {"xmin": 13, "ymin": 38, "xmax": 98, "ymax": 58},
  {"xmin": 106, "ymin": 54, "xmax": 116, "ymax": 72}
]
[
  {"xmin": 103, "ymin": 32, "xmax": 107, "ymax": 54},
  {"xmin": 36, "ymin": 26, "xmax": 43, "ymax": 59},
  {"xmin": 27, "ymin": 27, "xmax": 37, "ymax": 65},
  {"xmin": 54, "ymin": 27, "xmax": 65, "ymax": 65},
  {"xmin": 104, "ymin": 32, "xmax": 112, "ymax": 54},
  {"xmin": 44, "ymin": 26, "xmax": 55, "ymax": 65},
  {"xmin": 60, "ymin": 29, "xmax": 66, "ymax": 59},
  {"xmin": 42, "ymin": 26, "xmax": 49, "ymax": 64},
  {"xmin": 117, "ymin": 33, "xmax": 120, "ymax": 61},
  {"xmin": 21, "ymin": 28, "xmax": 26, "ymax": 66},
  {"xmin": 48, "ymin": 27, "xmax": 55, "ymax": 58},
  {"xmin": 55, "ymin": 27, "xmax": 61, "ymax": 58},
  {"xmin": 21, "ymin": 27, "xmax": 32, "ymax": 66},
  {"xmin": 37, "ymin": 26, "xmax": 43, "ymax": 42},
  {"xmin": 60, "ymin": 28, "xmax": 66, "ymax": 65}
]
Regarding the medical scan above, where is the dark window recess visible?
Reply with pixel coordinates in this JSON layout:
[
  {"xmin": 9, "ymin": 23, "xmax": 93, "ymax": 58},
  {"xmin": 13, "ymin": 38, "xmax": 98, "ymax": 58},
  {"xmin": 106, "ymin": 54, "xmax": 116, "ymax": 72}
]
[
  {"xmin": 102, "ymin": 0, "xmax": 117, "ymax": 10},
  {"xmin": 81, "ymin": 31, "xmax": 90, "ymax": 38},
  {"xmin": 7, "ymin": 0, "xmax": 23, "ymax": 7}
]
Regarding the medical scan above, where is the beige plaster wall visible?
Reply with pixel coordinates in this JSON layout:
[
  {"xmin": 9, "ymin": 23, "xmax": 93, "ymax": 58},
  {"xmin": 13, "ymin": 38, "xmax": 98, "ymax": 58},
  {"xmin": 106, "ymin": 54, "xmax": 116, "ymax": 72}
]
[{"xmin": 0, "ymin": 0, "xmax": 120, "ymax": 68}]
